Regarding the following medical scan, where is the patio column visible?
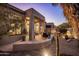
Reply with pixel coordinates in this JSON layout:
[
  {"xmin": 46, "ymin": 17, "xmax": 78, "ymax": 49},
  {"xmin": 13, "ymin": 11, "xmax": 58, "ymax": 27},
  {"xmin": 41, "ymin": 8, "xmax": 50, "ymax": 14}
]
[
  {"xmin": 29, "ymin": 15, "xmax": 35, "ymax": 41},
  {"xmin": 39, "ymin": 20, "xmax": 41, "ymax": 34}
]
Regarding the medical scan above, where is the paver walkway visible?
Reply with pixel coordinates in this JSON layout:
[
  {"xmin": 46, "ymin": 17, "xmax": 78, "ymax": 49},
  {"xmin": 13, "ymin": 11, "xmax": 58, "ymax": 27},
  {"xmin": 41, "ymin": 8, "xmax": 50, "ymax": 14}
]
[
  {"xmin": 0, "ymin": 38, "xmax": 79, "ymax": 56},
  {"xmin": 0, "ymin": 40, "xmax": 22, "ymax": 52},
  {"xmin": 59, "ymin": 38, "xmax": 79, "ymax": 56}
]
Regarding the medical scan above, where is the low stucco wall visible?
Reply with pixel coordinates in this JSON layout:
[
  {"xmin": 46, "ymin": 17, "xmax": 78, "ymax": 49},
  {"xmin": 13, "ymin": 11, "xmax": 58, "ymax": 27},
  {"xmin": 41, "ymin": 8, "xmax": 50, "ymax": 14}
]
[
  {"xmin": 13, "ymin": 39, "xmax": 52, "ymax": 51},
  {"xmin": 0, "ymin": 35, "xmax": 22, "ymax": 45}
]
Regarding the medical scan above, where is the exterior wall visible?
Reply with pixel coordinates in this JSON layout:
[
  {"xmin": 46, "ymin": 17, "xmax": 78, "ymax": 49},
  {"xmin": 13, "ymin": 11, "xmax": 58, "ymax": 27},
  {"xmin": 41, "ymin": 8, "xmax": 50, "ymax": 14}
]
[
  {"xmin": 0, "ymin": 4, "xmax": 46, "ymax": 43},
  {"xmin": 0, "ymin": 4, "xmax": 24, "ymax": 45},
  {"xmin": 46, "ymin": 23, "xmax": 55, "ymax": 34},
  {"xmin": 0, "ymin": 4, "xmax": 24, "ymax": 35}
]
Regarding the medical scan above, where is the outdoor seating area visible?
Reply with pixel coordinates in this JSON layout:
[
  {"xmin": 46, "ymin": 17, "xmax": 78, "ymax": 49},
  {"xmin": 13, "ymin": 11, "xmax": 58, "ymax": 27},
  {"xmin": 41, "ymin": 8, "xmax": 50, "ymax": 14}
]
[{"xmin": 1, "ymin": 3, "xmax": 79, "ymax": 56}]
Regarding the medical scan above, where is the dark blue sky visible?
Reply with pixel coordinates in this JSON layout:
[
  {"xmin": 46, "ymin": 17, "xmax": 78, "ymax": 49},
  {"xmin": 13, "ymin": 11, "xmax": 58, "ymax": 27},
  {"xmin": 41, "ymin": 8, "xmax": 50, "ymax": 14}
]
[{"xmin": 10, "ymin": 3, "xmax": 66, "ymax": 26}]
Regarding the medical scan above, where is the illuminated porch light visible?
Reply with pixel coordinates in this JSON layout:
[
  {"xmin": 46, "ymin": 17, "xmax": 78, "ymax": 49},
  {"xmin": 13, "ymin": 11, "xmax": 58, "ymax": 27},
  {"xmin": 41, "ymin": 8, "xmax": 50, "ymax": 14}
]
[
  {"xmin": 43, "ymin": 52, "xmax": 49, "ymax": 56},
  {"xmin": 74, "ymin": 35, "xmax": 78, "ymax": 39},
  {"xmin": 42, "ymin": 49, "xmax": 51, "ymax": 56},
  {"xmin": 62, "ymin": 36, "xmax": 65, "ymax": 39},
  {"xmin": 67, "ymin": 31, "xmax": 71, "ymax": 36},
  {"xmin": 9, "ymin": 30, "xmax": 13, "ymax": 32}
]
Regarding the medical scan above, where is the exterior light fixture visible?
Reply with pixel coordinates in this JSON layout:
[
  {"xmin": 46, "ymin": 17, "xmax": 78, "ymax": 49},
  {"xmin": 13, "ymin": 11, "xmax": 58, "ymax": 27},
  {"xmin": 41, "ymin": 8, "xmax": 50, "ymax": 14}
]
[
  {"xmin": 62, "ymin": 36, "xmax": 65, "ymax": 39},
  {"xmin": 9, "ymin": 30, "xmax": 13, "ymax": 32},
  {"xmin": 74, "ymin": 35, "xmax": 78, "ymax": 39},
  {"xmin": 42, "ymin": 49, "xmax": 51, "ymax": 56},
  {"xmin": 43, "ymin": 52, "xmax": 49, "ymax": 56},
  {"xmin": 67, "ymin": 31, "xmax": 71, "ymax": 37}
]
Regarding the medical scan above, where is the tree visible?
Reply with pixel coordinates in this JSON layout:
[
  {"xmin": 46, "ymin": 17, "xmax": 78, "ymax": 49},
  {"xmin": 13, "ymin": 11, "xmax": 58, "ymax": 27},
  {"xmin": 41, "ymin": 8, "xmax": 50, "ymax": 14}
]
[{"xmin": 57, "ymin": 23, "xmax": 69, "ymax": 34}]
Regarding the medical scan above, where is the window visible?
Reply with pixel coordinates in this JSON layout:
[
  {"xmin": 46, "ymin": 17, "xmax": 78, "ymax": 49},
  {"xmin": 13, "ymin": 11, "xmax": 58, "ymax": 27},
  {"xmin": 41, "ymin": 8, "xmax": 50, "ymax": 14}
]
[{"xmin": 34, "ymin": 22, "xmax": 40, "ymax": 33}]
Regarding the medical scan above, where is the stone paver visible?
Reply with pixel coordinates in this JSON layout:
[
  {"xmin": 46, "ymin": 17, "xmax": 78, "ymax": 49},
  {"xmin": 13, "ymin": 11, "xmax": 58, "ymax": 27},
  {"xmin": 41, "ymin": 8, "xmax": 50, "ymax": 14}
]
[
  {"xmin": 0, "ymin": 40, "xmax": 21, "ymax": 52},
  {"xmin": 59, "ymin": 38, "xmax": 79, "ymax": 56}
]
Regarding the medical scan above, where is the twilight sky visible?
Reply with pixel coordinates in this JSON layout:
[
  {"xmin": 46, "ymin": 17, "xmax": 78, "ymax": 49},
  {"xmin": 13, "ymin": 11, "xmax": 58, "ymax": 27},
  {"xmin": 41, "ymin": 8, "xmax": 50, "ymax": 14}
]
[{"xmin": 10, "ymin": 3, "xmax": 66, "ymax": 26}]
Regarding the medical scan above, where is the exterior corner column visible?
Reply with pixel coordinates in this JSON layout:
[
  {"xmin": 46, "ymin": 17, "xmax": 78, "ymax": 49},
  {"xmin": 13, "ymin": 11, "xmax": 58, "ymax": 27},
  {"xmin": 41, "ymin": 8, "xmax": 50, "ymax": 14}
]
[
  {"xmin": 29, "ymin": 15, "xmax": 35, "ymax": 41},
  {"xmin": 39, "ymin": 20, "xmax": 41, "ymax": 34}
]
